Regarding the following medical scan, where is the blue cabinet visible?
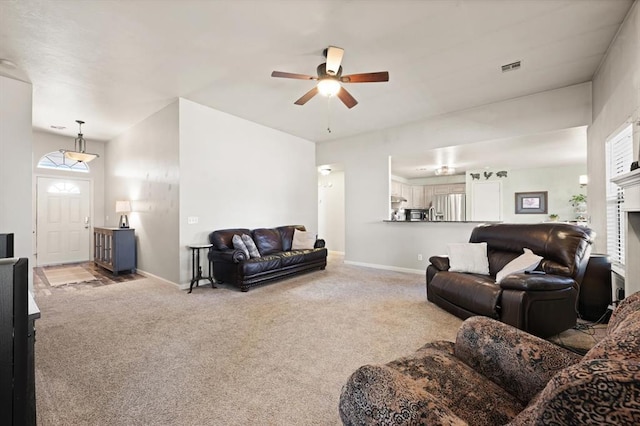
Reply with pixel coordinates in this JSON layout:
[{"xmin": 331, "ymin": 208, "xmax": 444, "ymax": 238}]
[{"xmin": 94, "ymin": 227, "xmax": 136, "ymax": 275}]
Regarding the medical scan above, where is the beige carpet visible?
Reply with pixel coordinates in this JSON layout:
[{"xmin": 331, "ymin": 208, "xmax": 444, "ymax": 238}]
[
  {"xmin": 34, "ymin": 255, "xmax": 463, "ymax": 425},
  {"xmin": 34, "ymin": 256, "xmax": 603, "ymax": 425},
  {"xmin": 42, "ymin": 266, "xmax": 99, "ymax": 287}
]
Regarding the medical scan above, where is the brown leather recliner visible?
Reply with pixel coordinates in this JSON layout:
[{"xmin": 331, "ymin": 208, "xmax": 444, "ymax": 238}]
[{"xmin": 426, "ymin": 223, "xmax": 594, "ymax": 337}]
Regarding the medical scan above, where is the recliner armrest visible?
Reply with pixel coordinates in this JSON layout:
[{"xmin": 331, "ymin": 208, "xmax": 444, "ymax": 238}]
[
  {"xmin": 428, "ymin": 255, "xmax": 450, "ymax": 271},
  {"xmin": 314, "ymin": 239, "xmax": 326, "ymax": 249},
  {"xmin": 499, "ymin": 273, "xmax": 576, "ymax": 291},
  {"xmin": 209, "ymin": 249, "xmax": 247, "ymax": 263},
  {"xmin": 455, "ymin": 316, "xmax": 581, "ymax": 405}
]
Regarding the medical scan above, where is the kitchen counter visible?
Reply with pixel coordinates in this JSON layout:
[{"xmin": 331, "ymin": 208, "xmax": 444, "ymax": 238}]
[{"xmin": 383, "ymin": 220, "xmax": 500, "ymax": 224}]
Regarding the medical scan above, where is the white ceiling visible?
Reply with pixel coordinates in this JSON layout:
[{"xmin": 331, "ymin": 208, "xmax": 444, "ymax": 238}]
[{"xmin": 0, "ymin": 0, "xmax": 633, "ymax": 144}]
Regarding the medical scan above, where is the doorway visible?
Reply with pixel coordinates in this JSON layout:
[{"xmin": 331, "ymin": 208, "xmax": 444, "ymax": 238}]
[
  {"xmin": 318, "ymin": 166, "xmax": 345, "ymax": 254},
  {"xmin": 36, "ymin": 176, "xmax": 92, "ymax": 266}
]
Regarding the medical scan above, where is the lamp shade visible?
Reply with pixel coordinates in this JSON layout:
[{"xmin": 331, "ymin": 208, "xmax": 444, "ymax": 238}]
[
  {"xmin": 115, "ymin": 200, "xmax": 131, "ymax": 213},
  {"xmin": 64, "ymin": 151, "xmax": 99, "ymax": 162},
  {"xmin": 317, "ymin": 79, "xmax": 341, "ymax": 97},
  {"xmin": 61, "ymin": 120, "xmax": 99, "ymax": 163}
]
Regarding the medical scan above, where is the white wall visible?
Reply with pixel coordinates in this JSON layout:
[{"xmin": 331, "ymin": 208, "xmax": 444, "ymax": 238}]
[
  {"xmin": 104, "ymin": 101, "xmax": 181, "ymax": 284},
  {"xmin": 317, "ymin": 83, "xmax": 592, "ymax": 272},
  {"xmin": 465, "ymin": 164, "xmax": 587, "ymax": 223},
  {"xmin": 588, "ymin": 1, "xmax": 640, "ymax": 253},
  {"xmin": 318, "ymin": 171, "xmax": 345, "ymax": 253},
  {"xmin": 0, "ymin": 76, "xmax": 33, "ymax": 287},
  {"xmin": 178, "ymin": 99, "xmax": 317, "ymax": 286}
]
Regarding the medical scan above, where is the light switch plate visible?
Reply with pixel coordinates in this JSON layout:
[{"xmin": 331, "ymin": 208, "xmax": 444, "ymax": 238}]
[{"xmin": 187, "ymin": 216, "xmax": 198, "ymax": 225}]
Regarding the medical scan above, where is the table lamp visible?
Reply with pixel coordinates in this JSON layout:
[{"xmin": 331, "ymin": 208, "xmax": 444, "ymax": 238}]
[{"xmin": 115, "ymin": 201, "xmax": 131, "ymax": 228}]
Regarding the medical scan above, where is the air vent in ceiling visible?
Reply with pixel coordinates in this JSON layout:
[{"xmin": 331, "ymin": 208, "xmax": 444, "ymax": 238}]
[{"xmin": 501, "ymin": 61, "xmax": 521, "ymax": 73}]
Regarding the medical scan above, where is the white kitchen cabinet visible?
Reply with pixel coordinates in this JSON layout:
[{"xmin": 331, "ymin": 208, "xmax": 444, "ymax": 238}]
[
  {"xmin": 412, "ymin": 186, "xmax": 426, "ymax": 208},
  {"xmin": 401, "ymin": 184, "xmax": 412, "ymax": 207},
  {"xmin": 433, "ymin": 185, "xmax": 450, "ymax": 195},
  {"xmin": 449, "ymin": 183, "xmax": 466, "ymax": 193},
  {"xmin": 391, "ymin": 180, "xmax": 402, "ymax": 197},
  {"xmin": 424, "ymin": 185, "xmax": 434, "ymax": 208}
]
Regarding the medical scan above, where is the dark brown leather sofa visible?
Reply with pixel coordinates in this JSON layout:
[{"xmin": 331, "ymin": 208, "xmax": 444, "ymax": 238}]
[
  {"xmin": 208, "ymin": 225, "xmax": 327, "ymax": 292},
  {"xmin": 426, "ymin": 223, "xmax": 594, "ymax": 337}
]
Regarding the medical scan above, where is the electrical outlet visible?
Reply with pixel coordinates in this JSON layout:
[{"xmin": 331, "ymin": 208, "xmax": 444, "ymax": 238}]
[
  {"xmin": 417, "ymin": 254, "xmax": 423, "ymax": 261},
  {"xmin": 187, "ymin": 216, "xmax": 198, "ymax": 225}
]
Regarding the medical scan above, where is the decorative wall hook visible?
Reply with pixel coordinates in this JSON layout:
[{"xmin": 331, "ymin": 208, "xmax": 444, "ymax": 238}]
[
  {"xmin": 484, "ymin": 171, "xmax": 493, "ymax": 180},
  {"xmin": 497, "ymin": 171, "xmax": 508, "ymax": 178},
  {"xmin": 470, "ymin": 173, "xmax": 480, "ymax": 180}
]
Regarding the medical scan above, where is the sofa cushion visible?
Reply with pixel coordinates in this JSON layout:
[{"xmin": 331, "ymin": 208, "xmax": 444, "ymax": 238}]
[
  {"xmin": 429, "ymin": 272, "xmax": 501, "ymax": 318},
  {"xmin": 241, "ymin": 234, "xmax": 261, "ymax": 258},
  {"xmin": 278, "ymin": 248, "xmax": 327, "ymax": 267},
  {"xmin": 209, "ymin": 228, "xmax": 252, "ymax": 250},
  {"xmin": 292, "ymin": 229, "xmax": 316, "ymax": 250},
  {"xmin": 232, "ymin": 234, "xmax": 250, "ymax": 258},
  {"xmin": 340, "ymin": 347, "xmax": 524, "ymax": 426},
  {"xmin": 277, "ymin": 225, "xmax": 306, "ymax": 251},
  {"xmin": 447, "ymin": 243, "xmax": 490, "ymax": 275},
  {"xmin": 470, "ymin": 223, "xmax": 593, "ymax": 279},
  {"xmin": 241, "ymin": 255, "xmax": 282, "ymax": 276},
  {"xmin": 608, "ymin": 291, "xmax": 640, "ymax": 334},
  {"xmin": 253, "ymin": 228, "xmax": 283, "ymax": 255},
  {"xmin": 511, "ymin": 359, "xmax": 640, "ymax": 425},
  {"xmin": 583, "ymin": 310, "xmax": 640, "ymax": 363}
]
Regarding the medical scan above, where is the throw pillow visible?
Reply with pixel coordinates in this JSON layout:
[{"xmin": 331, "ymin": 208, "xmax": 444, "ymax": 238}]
[
  {"xmin": 232, "ymin": 234, "xmax": 250, "ymax": 258},
  {"xmin": 495, "ymin": 248, "xmax": 543, "ymax": 283},
  {"xmin": 291, "ymin": 229, "xmax": 316, "ymax": 250},
  {"xmin": 447, "ymin": 242, "xmax": 490, "ymax": 275},
  {"xmin": 241, "ymin": 234, "xmax": 261, "ymax": 258}
]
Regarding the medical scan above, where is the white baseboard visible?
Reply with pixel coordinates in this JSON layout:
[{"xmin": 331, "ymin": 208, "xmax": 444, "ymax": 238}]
[
  {"xmin": 343, "ymin": 260, "xmax": 424, "ymax": 275},
  {"xmin": 136, "ymin": 269, "xmax": 182, "ymax": 289}
]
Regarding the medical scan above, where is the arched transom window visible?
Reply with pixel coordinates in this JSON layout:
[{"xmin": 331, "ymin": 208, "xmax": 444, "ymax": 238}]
[{"xmin": 37, "ymin": 151, "xmax": 90, "ymax": 173}]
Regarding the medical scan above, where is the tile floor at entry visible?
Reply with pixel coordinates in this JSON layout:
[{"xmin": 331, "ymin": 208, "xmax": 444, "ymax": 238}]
[{"xmin": 33, "ymin": 262, "xmax": 142, "ymax": 297}]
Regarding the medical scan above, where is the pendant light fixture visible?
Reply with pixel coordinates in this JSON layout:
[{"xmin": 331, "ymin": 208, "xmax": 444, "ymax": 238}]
[{"xmin": 61, "ymin": 120, "xmax": 99, "ymax": 163}]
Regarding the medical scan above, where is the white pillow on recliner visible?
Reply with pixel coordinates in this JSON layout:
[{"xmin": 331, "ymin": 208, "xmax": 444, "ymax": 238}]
[
  {"xmin": 495, "ymin": 248, "xmax": 543, "ymax": 283},
  {"xmin": 447, "ymin": 243, "xmax": 490, "ymax": 275}
]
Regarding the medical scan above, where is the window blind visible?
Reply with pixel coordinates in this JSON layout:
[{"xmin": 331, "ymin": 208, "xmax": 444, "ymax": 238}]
[{"xmin": 606, "ymin": 124, "xmax": 633, "ymax": 267}]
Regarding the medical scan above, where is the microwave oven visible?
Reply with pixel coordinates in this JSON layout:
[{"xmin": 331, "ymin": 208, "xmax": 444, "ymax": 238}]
[{"xmin": 405, "ymin": 209, "xmax": 425, "ymax": 221}]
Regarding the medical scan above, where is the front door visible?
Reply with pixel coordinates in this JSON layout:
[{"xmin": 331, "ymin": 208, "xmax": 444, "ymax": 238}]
[{"xmin": 36, "ymin": 177, "xmax": 92, "ymax": 266}]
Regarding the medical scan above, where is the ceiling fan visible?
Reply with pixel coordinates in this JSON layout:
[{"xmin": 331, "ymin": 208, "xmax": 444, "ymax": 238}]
[{"xmin": 271, "ymin": 46, "xmax": 389, "ymax": 109}]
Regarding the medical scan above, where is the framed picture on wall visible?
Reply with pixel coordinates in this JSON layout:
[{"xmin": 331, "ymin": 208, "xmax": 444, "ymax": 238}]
[{"xmin": 515, "ymin": 191, "xmax": 548, "ymax": 214}]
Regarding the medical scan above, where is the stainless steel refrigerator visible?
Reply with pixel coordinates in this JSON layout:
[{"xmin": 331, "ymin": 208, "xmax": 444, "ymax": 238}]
[{"xmin": 433, "ymin": 193, "xmax": 466, "ymax": 221}]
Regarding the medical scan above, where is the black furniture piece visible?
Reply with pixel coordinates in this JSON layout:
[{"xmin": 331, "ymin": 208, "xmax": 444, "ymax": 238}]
[
  {"xmin": 426, "ymin": 223, "xmax": 594, "ymax": 337},
  {"xmin": 578, "ymin": 253, "xmax": 612, "ymax": 321},
  {"xmin": 0, "ymin": 257, "xmax": 39, "ymax": 426},
  {"xmin": 208, "ymin": 225, "xmax": 327, "ymax": 292},
  {"xmin": 188, "ymin": 243, "xmax": 216, "ymax": 293},
  {"xmin": 93, "ymin": 227, "xmax": 136, "ymax": 275},
  {"xmin": 0, "ymin": 233, "xmax": 14, "ymax": 258}
]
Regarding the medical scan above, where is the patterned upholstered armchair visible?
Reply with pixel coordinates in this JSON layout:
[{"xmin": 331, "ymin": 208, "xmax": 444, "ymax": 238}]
[{"xmin": 339, "ymin": 292, "xmax": 640, "ymax": 425}]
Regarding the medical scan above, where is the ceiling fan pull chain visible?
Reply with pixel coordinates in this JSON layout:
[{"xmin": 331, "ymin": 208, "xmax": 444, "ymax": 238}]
[{"xmin": 327, "ymin": 97, "xmax": 332, "ymax": 133}]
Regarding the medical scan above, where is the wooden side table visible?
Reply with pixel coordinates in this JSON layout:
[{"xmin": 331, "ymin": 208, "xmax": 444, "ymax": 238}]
[{"xmin": 188, "ymin": 243, "xmax": 216, "ymax": 293}]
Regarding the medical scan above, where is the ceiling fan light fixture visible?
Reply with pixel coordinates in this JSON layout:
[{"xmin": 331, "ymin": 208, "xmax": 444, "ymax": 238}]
[
  {"xmin": 317, "ymin": 78, "xmax": 341, "ymax": 97},
  {"xmin": 435, "ymin": 166, "xmax": 455, "ymax": 176},
  {"xmin": 319, "ymin": 166, "xmax": 332, "ymax": 176},
  {"xmin": 60, "ymin": 120, "xmax": 99, "ymax": 163}
]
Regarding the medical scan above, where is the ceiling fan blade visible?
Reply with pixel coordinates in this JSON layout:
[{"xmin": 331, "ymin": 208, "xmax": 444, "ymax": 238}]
[
  {"xmin": 336, "ymin": 87, "xmax": 358, "ymax": 109},
  {"xmin": 294, "ymin": 87, "xmax": 319, "ymax": 106},
  {"xmin": 271, "ymin": 71, "xmax": 317, "ymax": 80},
  {"xmin": 325, "ymin": 46, "xmax": 344, "ymax": 75},
  {"xmin": 340, "ymin": 71, "xmax": 389, "ymax": 83}
]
